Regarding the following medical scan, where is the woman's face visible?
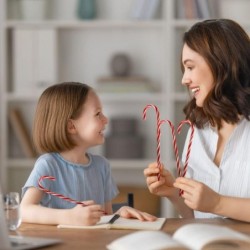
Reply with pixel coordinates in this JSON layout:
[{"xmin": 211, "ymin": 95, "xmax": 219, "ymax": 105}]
[{"xmin": 181, "ymin": 43, "xmax": 214, "ymax": 107}]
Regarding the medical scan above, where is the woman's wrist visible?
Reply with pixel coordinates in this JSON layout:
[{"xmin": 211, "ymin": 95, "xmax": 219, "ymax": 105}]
[{"xmin": 211, "ymin": 193, "xmax": 223, "ymax": 215}]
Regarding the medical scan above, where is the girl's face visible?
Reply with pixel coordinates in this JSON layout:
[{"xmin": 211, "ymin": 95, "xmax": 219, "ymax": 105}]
[
  {"xmin": 70, "ymin": 90, "xmax": 108, "ymax": 148},
  {"xmin": 181, "ymin": 43, "xmax": 214, "ymax": 107}
]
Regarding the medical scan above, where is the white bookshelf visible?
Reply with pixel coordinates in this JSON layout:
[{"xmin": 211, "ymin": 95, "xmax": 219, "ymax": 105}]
[{"xmin": 1, "ymin": 0, "xmax": 250, "ymax": 217}]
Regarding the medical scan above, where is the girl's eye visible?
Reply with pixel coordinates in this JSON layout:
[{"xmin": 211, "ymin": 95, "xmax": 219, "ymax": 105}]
[{"xmin": 96, "ymin": 112, "xmax": 102, "ymax": 118}]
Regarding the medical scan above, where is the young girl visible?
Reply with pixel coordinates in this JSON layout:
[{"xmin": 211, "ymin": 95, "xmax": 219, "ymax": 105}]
[
  {"xmin": 144, "ymin": 19, "xmax": 250, "ymax": 222},
  {"xmin": 21, "ymin": 82, "xmax": 156, "ymax": 226}
]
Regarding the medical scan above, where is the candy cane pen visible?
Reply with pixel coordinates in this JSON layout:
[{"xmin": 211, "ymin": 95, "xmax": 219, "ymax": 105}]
[
  {"xmin": 177, "ymin": 120, "xmax": 194, "ymax": 195},
  {"xmin": 143, "ymin": 104, "xmax": 161, "ymax": 180},
  {"xmin": 38, "ymin": 175, "xmax": 107, "ymax": 214},
  {"xmin": 177, "ymin": 120, "xmax": 194, "ymax": 178},
  {"xmin": 159, "ymin": 119, "xmax": 181, "ymax": 177}
]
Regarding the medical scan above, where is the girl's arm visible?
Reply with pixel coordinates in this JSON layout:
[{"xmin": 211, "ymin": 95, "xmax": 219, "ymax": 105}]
[
  {"xmin": 21, "ymin": 187, "xmax": 104, "ymax": 226},
  {"xmin": 104, "ymin": 199, "xmax": 157, "ymax": 221},
  {"xmin": 115, "ymin": 206, "xmax": 157, "ymax": 221},
  {"xmin": 174, "ymin": 177, "xmax": 250, "ymax": 222}
]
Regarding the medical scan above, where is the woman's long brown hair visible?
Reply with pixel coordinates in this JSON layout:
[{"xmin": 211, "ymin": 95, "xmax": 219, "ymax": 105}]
[{"xmin": 182, "ymin": 19, "xmax": 250, "ymax": 129}]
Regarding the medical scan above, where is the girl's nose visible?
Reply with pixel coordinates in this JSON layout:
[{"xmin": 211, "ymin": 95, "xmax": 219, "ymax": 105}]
[{"xmin": 103, "ymin": 114, "xmax": 108, "ymax": 124}]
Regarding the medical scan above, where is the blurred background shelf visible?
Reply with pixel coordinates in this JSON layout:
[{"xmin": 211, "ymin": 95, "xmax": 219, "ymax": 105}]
[{"xmin": 1, "ymin": 0, "xmax": 250, "ymax": 217}]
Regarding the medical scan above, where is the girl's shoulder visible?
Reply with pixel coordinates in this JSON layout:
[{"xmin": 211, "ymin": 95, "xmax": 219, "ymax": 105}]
[
  {"xmin": 35, "ymin": 152, "xmax": 58, "ymax": 164},
  {"xmin": 34, "ymin": 153, "xmax": 62, "ymax": 171},
  {"xmin": 27, "ymin": 153, "xmax": 61, "ymax": 179}
]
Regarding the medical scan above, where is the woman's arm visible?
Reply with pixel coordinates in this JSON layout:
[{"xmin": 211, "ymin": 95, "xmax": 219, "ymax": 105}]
[
  {"xmin": 214, "ymin": 196, "xmax": 250, "ymax": 222},
  {"xmin": 21, "ymin": 187, "xmax": 104, "ymax": 225},
  {"xmin": 174, "ymin": 177, "xmax": 250, "ymax": 222},
  {"xmin": 144, "ymin": 162, "xmax": 194, "ymax": 218}
]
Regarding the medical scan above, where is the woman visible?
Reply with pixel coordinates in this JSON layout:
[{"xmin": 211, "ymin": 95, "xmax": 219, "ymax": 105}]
[{"xmin": 144, "ymin": 19, "xmax": 250, "ymax": 221}]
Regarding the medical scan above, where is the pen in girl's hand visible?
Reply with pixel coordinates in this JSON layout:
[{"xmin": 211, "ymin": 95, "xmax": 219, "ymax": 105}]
[{"xmin": 107, "ymin": 214, "xmax": 120, "ymax": 224}]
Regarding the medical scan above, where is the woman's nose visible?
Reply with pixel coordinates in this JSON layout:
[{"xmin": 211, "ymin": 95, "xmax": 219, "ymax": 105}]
[{"xmin": 181, "ymin": 73, "xmax": 191, "ymax": 86}]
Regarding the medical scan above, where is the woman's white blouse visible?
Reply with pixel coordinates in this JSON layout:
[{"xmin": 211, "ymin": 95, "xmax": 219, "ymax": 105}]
[{"xmin": 182, "ymin": 118, "xmax": 250, "ymax": 218}]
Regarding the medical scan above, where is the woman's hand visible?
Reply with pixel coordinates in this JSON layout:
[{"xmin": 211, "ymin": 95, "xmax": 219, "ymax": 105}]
[
  {"xmin": 174, "ymin": 177, "xmax": 220, "ymax": 213},
  {"xmin": 68, "ymin": 200, "xmax": 104, "ymax": 226},
  {"xmin": 116, "ymin": 206, "xmax": 157, "ymax": 221},
  {"xmin": 144, "ymin": 162, "xmax": 177, "ymax": 198}
]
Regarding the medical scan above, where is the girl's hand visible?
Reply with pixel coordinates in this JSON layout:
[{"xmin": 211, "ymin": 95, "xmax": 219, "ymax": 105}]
[
  {"xmin": 174, "ymin": 177, "xmax": 220, "ymax": 213},
  {"xmin": 69, "ymin": 200, "xmax": 104, "ymax": 226},
  {"xmin": 144, "ymin": 162, "xmax": 177, "ymax": 198},
  {"xmin": 116, "ymin": 206, "xmax": 157, "ymax": 221}
]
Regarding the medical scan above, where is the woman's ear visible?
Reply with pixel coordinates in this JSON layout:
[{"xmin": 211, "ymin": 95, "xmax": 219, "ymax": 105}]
[{"xmin": 67, "ymin": 119, "xmax": 77, "ymax": 134}]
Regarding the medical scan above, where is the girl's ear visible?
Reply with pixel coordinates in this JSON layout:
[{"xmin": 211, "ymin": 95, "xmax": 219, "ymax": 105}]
[{"xmin": 67, "ymin": 119, "xmax": 77, "ymax": 134}]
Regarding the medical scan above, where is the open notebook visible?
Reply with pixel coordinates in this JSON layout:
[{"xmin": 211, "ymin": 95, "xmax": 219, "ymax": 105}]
[
  {"xmin": 58, "ymin": 215, "xmax": 166, "ymax": 230},
  {"xmin": 0, "ymin": 190, "xmax": 61, "ymax": 250}
]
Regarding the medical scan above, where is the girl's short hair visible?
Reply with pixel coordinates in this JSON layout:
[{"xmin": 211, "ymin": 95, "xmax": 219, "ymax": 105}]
[
  {"xmin": 33, "ymin": 82, "xmax": 92, "ymax": 153},
  {"xmin": 182, "ymin": 19, "xmax": 250, "ymax": 129}
]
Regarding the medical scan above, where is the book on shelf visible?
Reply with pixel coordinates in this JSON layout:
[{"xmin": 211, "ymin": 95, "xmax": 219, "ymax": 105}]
[
  {"xmin": 96, "ymin": 76, "xmax": 158, "ymax": 93},
  {"xmin": 58, "ymin": 215, "xmax": 166, "ymax": 230},
  {"xmin": 183, "ymin": 0, "xmax": 198, "ymax": 19},
  {"xmin": 195, "ymin": 0, "xmax": 210, "ymax": 19},
  {"xmin": 131, "ymin": 0, "xmax": 160, "ymax": 20},
  {"xmin": 176, "ymin": 0, "xmax": 186, "ymax": 19},
  {"xmin": 131, "ymin": 0, "xmax": 147, "ymax": 19},
  {"xmin": 144, "ymin": 0, "xmax": 161, "ymax": 19},
  {"xmin": 207, "ymin": 0, "xmax": 219, "ymax": 19},
  {"xmin": 177, "ymin": 0, "xmax": 218, "ymax": 20},
  {"xmin": 107, "ymin": 223, "xmax": 250, "ymax": 250},
  {"xmin": 8, "ymin": 108, "xmax": 37, "ymax": 158}
]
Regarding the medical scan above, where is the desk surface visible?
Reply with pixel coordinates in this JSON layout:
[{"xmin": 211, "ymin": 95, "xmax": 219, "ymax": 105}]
[{"xmin": 14, "ymin": 218, "xmax": 250, "ymax": 250}]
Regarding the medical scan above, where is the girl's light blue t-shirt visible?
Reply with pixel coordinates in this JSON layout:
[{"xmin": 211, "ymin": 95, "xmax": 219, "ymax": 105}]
[{"xmin": 22, "ymin": 153, "xmax": 119, "ymax": 209}]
